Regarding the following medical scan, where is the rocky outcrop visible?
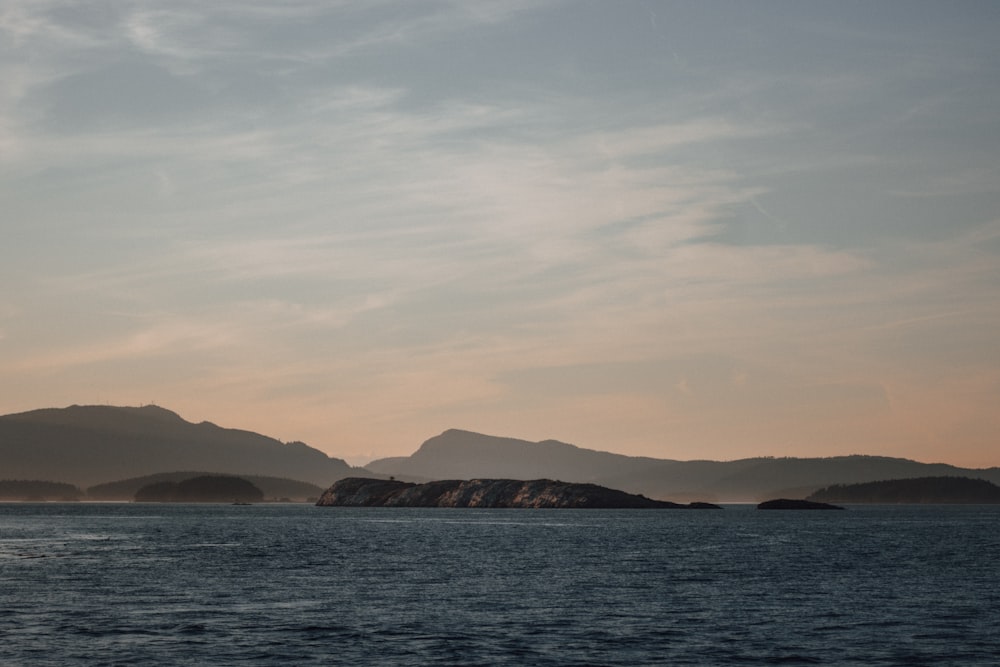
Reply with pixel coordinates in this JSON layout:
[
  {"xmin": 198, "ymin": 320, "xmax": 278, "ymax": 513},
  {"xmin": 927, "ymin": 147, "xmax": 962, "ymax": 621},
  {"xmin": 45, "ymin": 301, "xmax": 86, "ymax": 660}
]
[
  {"xmin": 316, "ymin": 477, "xmax": 721, "ymax": 509},
  {"xmin": 757, "ymin": 498, "xmax": 844, "ymax": 510}
]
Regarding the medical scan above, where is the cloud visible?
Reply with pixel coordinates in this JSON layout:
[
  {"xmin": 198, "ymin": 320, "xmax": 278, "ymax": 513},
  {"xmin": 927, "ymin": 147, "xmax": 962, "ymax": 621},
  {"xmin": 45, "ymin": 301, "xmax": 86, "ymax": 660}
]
[
  {"xmin": 3, "ymin": 1, "xmax": 999, "ymax": 465},
  {"xmin": 4, "ymin": 317, "xmax": 237, "ymax": 374},
  {"xmin": 108, "ymin": 0, "xmax": 558, "ymax": 71}
]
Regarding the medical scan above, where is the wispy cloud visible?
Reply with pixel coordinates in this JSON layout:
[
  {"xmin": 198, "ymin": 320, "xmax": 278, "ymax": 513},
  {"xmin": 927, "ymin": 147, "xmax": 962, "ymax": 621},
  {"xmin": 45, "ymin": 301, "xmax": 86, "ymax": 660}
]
[
  {"xmin": 3, "ymin": 2, "xmax": 999, "ymax": 466},
  {"xmin": 4, "ymin": 317, "xmax": 237, "ymax": 374}
]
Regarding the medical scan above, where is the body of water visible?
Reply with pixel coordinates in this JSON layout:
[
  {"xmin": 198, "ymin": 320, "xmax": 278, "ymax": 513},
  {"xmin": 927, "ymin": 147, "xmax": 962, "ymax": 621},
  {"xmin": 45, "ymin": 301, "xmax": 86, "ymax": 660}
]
[{"xmin": 2, "ymin": 502, "xmax": 998, "ymax": 665}]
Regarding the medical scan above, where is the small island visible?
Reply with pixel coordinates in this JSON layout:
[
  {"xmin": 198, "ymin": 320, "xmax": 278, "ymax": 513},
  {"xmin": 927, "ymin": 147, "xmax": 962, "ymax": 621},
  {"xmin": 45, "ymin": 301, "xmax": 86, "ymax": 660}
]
[
  {"xmin": 807, "ymin": 476, "xmax": 1000, "ymax": 504},
  {"xmin": 316, "ymin": 477, "xmax": 721, "ymax": 509},
  {"xmin": 757, "ymin": 498, "xmax": 844, "ymax": 510},
  {"xmin": 135, "ymin": 475, "xmax": 264, "ymax": 503}
]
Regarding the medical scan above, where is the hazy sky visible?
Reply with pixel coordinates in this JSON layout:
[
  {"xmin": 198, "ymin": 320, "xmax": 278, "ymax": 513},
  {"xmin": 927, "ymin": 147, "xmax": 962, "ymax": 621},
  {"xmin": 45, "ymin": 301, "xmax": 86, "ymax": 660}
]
[{"xmin": 3, "ymin": 1, "xmax": 999, "ymax": 466}]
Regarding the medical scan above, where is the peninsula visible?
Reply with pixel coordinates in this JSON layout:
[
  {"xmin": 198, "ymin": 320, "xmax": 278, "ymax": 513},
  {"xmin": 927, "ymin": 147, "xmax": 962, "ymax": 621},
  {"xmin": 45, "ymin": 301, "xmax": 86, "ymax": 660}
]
[{"xmin": 315, "ymin": 477, "xmax": 720, "ymax": 508}]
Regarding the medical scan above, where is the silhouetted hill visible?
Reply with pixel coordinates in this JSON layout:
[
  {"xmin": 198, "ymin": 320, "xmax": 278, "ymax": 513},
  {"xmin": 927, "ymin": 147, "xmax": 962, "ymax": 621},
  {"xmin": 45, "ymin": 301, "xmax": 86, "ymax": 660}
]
[
  {"xmin": 7, "ymin": 408, "xmax": 999, "ymax": 503},
  {"xmin": 316, "ymin": 477, "xmax": 719, "ymax": 509},
  {"xmin": 0, "ymin": 480, "xmax": 83, "ymax": 501},
  {"xmin": 87, "ymin": 472, "xmax": 323, "ymax": 502},
  {"xmin": 135, "ymin": 475, "xmax": 263, "ymax": 503},
  {"xmin": 0, "ymin": 405, "xmax": 361, "ymax": 487},
  {"xmin": 366, "ymin": 430, "xmax": 1000, "ymax": 502},
  {"xmin": 807, "ymin": 476, "xmax": 1000, "ymax": 504},
  {"xmin": 367, "ymin": 429, "xmax": 665, "ymax": 482}
]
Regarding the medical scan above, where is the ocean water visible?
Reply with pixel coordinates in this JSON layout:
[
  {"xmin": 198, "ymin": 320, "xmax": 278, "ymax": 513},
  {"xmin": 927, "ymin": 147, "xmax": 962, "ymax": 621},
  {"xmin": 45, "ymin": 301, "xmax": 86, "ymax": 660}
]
[{"xmin": 1, "ymin": 503, "xmax": 998, "ymax": 666}]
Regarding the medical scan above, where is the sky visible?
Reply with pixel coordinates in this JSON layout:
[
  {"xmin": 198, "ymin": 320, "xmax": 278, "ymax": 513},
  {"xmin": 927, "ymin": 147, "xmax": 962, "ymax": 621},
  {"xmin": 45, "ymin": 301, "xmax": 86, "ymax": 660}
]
[{"xmin": 2, "ymin": 1, "xmax": 999, "ymax": 467}]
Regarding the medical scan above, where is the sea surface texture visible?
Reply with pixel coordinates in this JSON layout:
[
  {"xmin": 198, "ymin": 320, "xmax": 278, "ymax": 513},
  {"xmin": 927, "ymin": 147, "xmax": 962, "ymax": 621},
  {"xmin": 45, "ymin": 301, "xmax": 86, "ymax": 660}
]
[{"xmin": 2, "ymin": 503, "xmax": 998, "ymax": 665}]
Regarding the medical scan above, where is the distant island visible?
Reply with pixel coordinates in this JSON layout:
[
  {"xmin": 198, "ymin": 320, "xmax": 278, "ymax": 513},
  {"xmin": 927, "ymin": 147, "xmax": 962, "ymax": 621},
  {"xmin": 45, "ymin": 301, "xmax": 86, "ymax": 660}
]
[
  {"xmin": 0, "ymin": 480, "xmax": 83, "ymax": 502},
  {"xmin": 89, "ymin": 472, "xmax": 323, "ymax": 502},
  {"xmin": 758, "ymin": 498, "xmax": 844, "ymax": 510},
  {"xmin": 135, "ymin": 475, "xmax": 264, "ymax": 503},
  {"xmin": 316, "ymin": 477, "xmax": 721, "ymax": 509},
  {"xmin": 807, "ymin": 476, "xmax": 1000, "ymax": 504},
  {"xmin": 5, "ymin": 405, "xmax": 1000, "ymax": 503}
]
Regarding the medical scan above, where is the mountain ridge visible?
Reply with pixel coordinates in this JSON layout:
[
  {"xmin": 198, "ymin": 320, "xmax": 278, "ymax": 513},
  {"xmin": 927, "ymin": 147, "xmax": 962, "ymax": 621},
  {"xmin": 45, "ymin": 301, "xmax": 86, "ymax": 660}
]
[
  {"xmin": 0, "ymin": 404, "xmax": 361, "ymax": 487},
  {"xmin": 368, "ymin": 428, "xmax": 668, "ymax": 484},
  {"xmin": 368, "ymin": 429, "xmax": 1000, "ymax": 502},
  {"xmin": 5, "ymin": 406, "xmax": 999, "ymax": 502}
]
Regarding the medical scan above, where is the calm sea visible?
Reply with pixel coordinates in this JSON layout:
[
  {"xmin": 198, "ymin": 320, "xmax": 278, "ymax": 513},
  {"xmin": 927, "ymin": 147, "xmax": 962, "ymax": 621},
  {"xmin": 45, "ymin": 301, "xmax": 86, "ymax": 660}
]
[{"xmin": 1, "ymin": 503, "xmax": 998, "ymax": 666}]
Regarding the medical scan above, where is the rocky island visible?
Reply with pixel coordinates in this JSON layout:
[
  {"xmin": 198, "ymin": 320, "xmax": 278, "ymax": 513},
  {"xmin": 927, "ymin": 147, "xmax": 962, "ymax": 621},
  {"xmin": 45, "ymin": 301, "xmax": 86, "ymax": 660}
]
[{"xmin": 316, "ymin": 477, "xmax": 721, "ymax": 509}]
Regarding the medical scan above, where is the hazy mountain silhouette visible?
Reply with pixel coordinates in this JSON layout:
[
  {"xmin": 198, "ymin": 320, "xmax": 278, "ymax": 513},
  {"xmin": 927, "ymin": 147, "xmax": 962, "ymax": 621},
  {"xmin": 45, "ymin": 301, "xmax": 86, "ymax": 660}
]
[
  {"xmin": 0, "ymin": 480, "xmax": 83, "ymax": 501},
  {"xmin": 134, "ymin": 475, "xmax": 264, "ymax": 503},
  {"xmin": 366, "ymin": 429, "xmax": 666, "ymax": 482},
  {"xmin": 367, "ymin": 429, "xmax": 1000, "ymax": 502},
  {"xmin": 6, "ymin": 408, "xmax": 1000, "ymax": 502},
  {"xmin": 0, "ymin": 405, "xmax": 360, "ymax": 487},
  {"xmin": 87, "ymin": 472, "xmax": 324, "ymax": 502}
]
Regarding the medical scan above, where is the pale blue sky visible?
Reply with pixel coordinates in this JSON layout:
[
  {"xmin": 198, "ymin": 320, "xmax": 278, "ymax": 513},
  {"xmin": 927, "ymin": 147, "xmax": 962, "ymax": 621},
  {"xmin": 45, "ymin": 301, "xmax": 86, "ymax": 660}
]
[{"xmin": 2, "ymin": 1, "xmax": 999, "ymax": 466}]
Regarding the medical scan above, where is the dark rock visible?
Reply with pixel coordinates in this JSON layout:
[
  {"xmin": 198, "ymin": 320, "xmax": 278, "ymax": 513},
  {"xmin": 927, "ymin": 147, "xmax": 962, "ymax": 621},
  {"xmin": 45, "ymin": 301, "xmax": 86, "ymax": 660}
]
[
  {"xmin": 757, "ymin": 498, "xmax": 844, "ymax": 510},
  {"xmin": 316, "ymin": 477, "xmax": 721, "ymax": 509}
]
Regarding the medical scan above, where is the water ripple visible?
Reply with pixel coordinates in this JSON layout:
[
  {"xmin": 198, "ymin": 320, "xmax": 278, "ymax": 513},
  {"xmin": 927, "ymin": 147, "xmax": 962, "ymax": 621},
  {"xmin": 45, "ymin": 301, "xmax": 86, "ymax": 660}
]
[{"xmin": 1, "ymin": 503, "xmax": 998, "ymax": 665}]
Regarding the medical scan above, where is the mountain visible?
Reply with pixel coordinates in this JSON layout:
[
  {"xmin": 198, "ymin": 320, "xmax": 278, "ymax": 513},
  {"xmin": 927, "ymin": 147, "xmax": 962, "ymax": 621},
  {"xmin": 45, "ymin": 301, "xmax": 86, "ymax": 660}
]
[
  {"xmin": 366, "ymin": 429, "xmax": 665, "ymax": 482},
  {"xmin": 7, "ymin": 407, "xmax": 999, "ymax": 502},
  {"xmin": 0, "ymin": 404, "xmax": 360, "ymax": 488},
  {"xmin": 366, "ymin": 429, "xmax": 1000, "ymax": 502}
]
